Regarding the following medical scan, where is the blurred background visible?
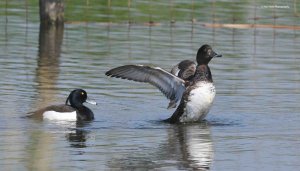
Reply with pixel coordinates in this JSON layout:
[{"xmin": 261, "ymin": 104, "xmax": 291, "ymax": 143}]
[{"xmin": 0, "ymin": 0, "xmax": 299, "ymax": 171}]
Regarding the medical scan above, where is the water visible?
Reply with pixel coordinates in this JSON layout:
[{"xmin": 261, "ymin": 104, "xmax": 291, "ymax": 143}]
[{"xmin": 1, "ymin": 1, "xmax": 300, "ymax": 170}]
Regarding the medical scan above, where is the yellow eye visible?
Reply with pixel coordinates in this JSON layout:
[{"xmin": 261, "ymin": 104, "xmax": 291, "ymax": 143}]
[{"xmin": 81, "ymin": 92, "xmax": 85, "ymax": 95}]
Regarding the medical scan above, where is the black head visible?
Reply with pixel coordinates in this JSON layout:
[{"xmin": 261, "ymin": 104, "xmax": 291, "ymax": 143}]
[
  {"xmin": 65, "ymin": 89, "xmax": 97, "ymax": 108},
  {"xmin": 196, "ymin": 44, "xmax": 222, "ymax": 64}
]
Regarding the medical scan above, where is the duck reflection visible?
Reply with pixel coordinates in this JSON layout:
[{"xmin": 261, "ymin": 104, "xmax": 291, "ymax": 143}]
[
  {"xmin": 66, "ymin": 121, "xmax": 91, "ymax": 148},
  {"xmin": 168, "ymin": 124, "xmax": 213, "ymax": 170},
  {"xmin": 107, "ymin": 123, "xmax": 213, "ymax": 170}
]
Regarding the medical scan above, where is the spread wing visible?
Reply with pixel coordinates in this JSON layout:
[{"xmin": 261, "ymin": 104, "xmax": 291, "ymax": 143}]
[{"xmin": 105, "ymin": 65, "xmax": 186, "ymax": 104}]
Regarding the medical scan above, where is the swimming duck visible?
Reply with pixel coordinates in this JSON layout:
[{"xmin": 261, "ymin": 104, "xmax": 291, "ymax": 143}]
[
  {"xmin": 105, "ymin": 44, "xmax": 222, "ymax": 123},
  {"xmin": 26, "ymin": 89, "xmax": 97, "ymax": 121}
]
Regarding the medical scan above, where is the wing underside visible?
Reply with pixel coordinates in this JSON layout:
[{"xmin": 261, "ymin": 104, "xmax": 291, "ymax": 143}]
[{"xmin": 106, "ymin": 65, "xmax": 186, "ymax": 104}]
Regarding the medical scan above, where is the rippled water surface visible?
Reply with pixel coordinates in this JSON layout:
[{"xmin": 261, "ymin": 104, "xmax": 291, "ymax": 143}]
[{"xmin": 0, "ymin": 1, "xmax": 300, "ymax": 170}]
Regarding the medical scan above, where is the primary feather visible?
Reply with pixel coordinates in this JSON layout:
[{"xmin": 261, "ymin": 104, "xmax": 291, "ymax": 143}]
[{"xmin": 106, "ymin": 65, "xmax": 186, "ymax": 104}]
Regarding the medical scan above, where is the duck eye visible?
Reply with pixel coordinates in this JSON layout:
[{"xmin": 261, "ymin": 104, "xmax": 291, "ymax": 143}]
[
  {"xmin": 81, "ymin": 92, "xmax": 85, "ymax": 95},
  {"xmin": 207, "ymin": 49, "xmax": 211, "ymax": 55}
]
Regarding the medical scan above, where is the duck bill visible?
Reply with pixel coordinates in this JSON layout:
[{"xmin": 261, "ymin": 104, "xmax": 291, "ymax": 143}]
[
  {"xmin": 212, "ymin": 51, "xmax": 222, "ymax": 58},
  {"xmin": 214, "ymin": 54, "xmax": 222, "ymax": 57},
  {"xmin": 86, "ymin": 97, "xmax": 97, "ymax": 105}
]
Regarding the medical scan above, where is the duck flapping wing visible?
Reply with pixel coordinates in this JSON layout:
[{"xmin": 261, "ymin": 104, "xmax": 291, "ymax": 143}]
[{"xmin": 106, "ymin": 65, "xmax": 186, "ymax": 105}]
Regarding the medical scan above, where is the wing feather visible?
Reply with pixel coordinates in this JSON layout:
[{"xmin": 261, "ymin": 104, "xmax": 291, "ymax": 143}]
[{"xmin": 105, "ymin": 65, "xmax": 186, "ymax": 103}]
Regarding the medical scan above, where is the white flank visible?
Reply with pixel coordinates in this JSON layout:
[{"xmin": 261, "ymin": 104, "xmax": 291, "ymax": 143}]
[
  {"xmin": 43, "ymin": 111, "xmax": 77, "ymax": 121},
  {"xmin": 180, "ymin": 82, "xmax": 216, "ymax": 122}
]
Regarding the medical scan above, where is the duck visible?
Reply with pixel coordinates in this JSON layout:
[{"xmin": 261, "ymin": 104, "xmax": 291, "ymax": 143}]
[
  {"xmin": 26, "ymin": 89, "xmax": 97, "ymax": 121},
  {"xmin": 105, "ymin": 44, "xmax": 222, "ymax": 123}
]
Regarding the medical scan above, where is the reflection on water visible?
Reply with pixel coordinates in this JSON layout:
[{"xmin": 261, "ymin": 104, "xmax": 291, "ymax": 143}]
[
  {"xmin": 66, "ymin": 122, "xmax": 92, "ymax": 148},
  {"xmin": 107, "ymin": 124, "xmax": 213, "ymax": 170},
  {"xmin": 22, "ymin": 23, "xmax": 65, "ymax": 171},
  {"xmin": 25, "ymin": 129, "xmax": 54, "ymax": 171},
  {"xmin": 164, "ymin": 124, "xmax": 213, "ymax": 170},
  {"xmin": 35, "ymin": 23, "xmax": 64, "ymax": 107},
  {"xmin": 67, "ymin": 128, "xmax": 89, "ymax": 148},
  {"xmin": 0, "ymin": 0, "xmax": 300, "ymax": 171}
]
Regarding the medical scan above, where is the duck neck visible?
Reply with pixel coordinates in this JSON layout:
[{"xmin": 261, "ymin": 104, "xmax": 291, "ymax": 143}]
[
  {"xmin": 193, "ymin": 64, "xmax": 213, "ymax": 82},
  {"xmin": 70, "ymin": 101, "xmax": 83, "ymax": 108}
]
